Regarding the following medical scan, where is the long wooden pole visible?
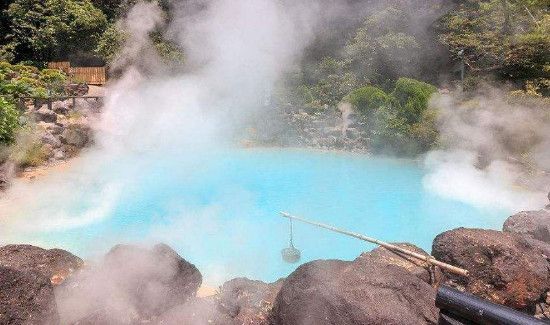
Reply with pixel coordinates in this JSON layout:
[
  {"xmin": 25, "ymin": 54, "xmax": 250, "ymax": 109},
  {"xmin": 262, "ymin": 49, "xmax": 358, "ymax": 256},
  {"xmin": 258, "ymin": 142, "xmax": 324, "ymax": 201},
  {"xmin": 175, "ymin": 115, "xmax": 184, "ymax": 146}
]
[{"xmin": 280, "ymin": 211, "xmax": 469, "ymax": 277}]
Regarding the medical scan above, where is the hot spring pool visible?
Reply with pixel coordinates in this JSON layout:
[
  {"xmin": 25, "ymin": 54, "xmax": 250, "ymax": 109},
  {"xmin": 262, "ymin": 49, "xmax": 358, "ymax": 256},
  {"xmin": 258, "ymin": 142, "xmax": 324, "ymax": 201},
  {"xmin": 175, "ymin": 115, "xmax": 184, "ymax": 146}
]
[{"xmin": 7, "ymin": 147, "xmax": 509, "ymax": 284}]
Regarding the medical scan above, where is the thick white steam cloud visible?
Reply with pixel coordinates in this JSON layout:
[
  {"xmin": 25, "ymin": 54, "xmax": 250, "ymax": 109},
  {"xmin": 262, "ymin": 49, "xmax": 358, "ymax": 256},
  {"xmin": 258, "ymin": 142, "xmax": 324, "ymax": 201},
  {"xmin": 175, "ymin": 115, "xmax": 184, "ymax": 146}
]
[
  {"xmin": 0, "ymin": 0, "xmax": 329, "ymax": 253},
  {"xmin": 423, "ymin": 91, "xmax": 549, "ymax": 211}
]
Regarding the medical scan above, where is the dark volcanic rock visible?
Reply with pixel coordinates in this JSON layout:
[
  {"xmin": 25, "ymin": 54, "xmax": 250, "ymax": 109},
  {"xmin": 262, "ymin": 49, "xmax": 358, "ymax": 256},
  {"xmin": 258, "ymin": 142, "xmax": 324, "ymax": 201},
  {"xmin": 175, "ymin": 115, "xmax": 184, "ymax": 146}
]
[
  {"xmin": 0, "ymin": 244, "xmax": 83, "ymax": 285},
  {"xmin": 504, "ymin": 209, "xmax": 550, "ymax": 244},
  {"xmin": 35, "ymin": 106, "xmax": 57, "ymax": 123},
  {"xmin": 217, "ymin": 277, "xmax": 284, "ymax": 325},
  {"xmin": 432, "ymin": 228, "xmax": 550, "ymax": 310},
  {"xmin": 60, "ymin": 123, "xmax": 92, "ymax": 148},
  {"xmin": 156, "ymin": 298, "xmax": 236, "ymax": 325},
  {"xmin": 104, "ymin": 243, "xmax": 203, "ymax": 313},
  {"xmin": 272, "ymin": 257, "xmax": 438, "ymax": 325},
  {"xmin": 57, "ymin": 243, "xmax": 202, "ymax": 324},
  {"xmin": 0, "ymin": 266, "xmax": 59, "ymax": 325}
]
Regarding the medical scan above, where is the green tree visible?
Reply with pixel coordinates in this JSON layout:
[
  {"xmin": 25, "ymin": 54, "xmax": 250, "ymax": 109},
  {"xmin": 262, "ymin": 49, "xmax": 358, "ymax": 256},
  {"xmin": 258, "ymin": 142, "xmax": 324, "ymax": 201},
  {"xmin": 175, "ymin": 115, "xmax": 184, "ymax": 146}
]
[
  {"xmin": 345, "ymin": 7, "xmax": 420, "ymax": 84},
  {"xmin": 437, "ymin": 0, "xmax": 549, "ymax": 92},
  {"xmin": 95, "ymin": 24, "xmax": 126, "ymax": 63},
  {"xmin": 2, "ymin": 0, "xmax": 107, "ymax": 62}
]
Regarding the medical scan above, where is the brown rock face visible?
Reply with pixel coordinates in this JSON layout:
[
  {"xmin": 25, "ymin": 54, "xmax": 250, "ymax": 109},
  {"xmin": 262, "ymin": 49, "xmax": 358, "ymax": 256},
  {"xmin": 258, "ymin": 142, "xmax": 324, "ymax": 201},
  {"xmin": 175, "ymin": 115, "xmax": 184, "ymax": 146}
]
[
  {"xmin": 0, "ymin": 266, "xmax": 59, "ymax": 325},
  {"xmin": 504, "ymin": 209, "xmax": 550, "ymax": 244},
  {"xmin": 34, "ymin": 106, "xmax": 57, "ymax": 123},
  {"xmin": 358, "ymin": 243, "xmax": 441, "ymax": 284},
  {"xmin": 57, "ymin": 243, "xmax": 202, "ymax": 324},
  {"xmin": 432, "ymin": 228, "xmax": 550, "ymax": 310},
  {"xmin": 0, "ymin": 244, "xmax": 83, "ymax": 285},
  {"xmin": 104, "ymin": 243, "xmax": 203, "ymax": 313},
  {"xmin": 271, "ymin": 255, "xmax": 439, "ymax": 325},
  {"xmin": 217, "ymin": 277, "xmax": 284, "ymax": 325}
]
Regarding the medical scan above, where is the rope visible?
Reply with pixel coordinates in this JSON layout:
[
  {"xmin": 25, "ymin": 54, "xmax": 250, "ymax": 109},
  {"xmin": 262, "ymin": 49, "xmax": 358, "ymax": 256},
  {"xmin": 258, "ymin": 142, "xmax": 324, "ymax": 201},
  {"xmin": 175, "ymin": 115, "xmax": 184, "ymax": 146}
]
[{"xmin": 289, "ymin": 218, "xmax": 294, "ymax": 247}]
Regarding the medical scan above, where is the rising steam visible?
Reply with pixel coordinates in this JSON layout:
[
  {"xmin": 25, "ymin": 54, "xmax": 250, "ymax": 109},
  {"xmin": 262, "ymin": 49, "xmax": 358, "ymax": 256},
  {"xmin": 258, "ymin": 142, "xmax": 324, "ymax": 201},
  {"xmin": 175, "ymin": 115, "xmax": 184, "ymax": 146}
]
[
  {"xmin": 0, "ymin": 0, "xmax": 548, "ymax": 297},
  {"xmin": 0, "ymin": 0, "xmax": 329, "ymax": 241},
  {"xmin": 423, "ymin": 90, "xmax": 550, "ymax": 211}
]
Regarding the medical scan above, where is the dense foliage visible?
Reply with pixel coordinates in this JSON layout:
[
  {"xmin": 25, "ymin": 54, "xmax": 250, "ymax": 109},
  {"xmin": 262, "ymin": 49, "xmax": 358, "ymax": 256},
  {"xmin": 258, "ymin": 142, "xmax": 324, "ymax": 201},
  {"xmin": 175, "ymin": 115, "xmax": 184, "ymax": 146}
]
[
  {"xmin": 0, "ymin": 61, "xmax": 68, "ymax": 144},
  {"xmin": 0, "ymin": 96, "xmax": 19, "ymax": 144},
  {"xmin": 437, "ymin": 0, "xmax": 549, "ymax": 93},
  {"xmin": 0, "ymin": 61, "xmax": 67, "ymax": 100},
  {"xmin": 1, "ymin": 0, "xmax": 108, "ymax": 62},
  {"xmin": 343, "ymin": 78, "xmax": 439, "ymax": 155},
  {"xmin": 0, "ymin": 0, "xmax": 547, "ymax": 154}
]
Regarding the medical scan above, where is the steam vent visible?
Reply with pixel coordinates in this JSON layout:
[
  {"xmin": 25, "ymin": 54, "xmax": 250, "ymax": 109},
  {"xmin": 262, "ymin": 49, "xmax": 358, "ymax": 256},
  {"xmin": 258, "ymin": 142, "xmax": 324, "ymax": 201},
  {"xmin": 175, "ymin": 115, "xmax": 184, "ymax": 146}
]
[{"xmin": 1, "ymin": 0, "xmax": 549, "ymax": 323}]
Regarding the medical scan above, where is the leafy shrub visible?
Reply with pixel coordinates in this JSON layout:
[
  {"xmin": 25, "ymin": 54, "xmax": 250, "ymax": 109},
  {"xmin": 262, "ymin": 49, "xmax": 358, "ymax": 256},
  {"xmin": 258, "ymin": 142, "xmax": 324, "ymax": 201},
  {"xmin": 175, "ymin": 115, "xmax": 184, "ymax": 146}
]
[
  {"xmin": 0, "ymin": 97, "xmax": 20, "ymax": 144},
  {"xmin": 391, "ymin": 78, "xmax": 437, "ymax": 123},
  {"xmin": 0, "ymin": 61, "xmax": 68, "ymax": 100},
  {"xmin": 343, "ymin": 78, "xmax": 439, "ymax": 156},
  {"xmin": 345, "ymin": 86, "xmax": 390, "ymax": 115}
]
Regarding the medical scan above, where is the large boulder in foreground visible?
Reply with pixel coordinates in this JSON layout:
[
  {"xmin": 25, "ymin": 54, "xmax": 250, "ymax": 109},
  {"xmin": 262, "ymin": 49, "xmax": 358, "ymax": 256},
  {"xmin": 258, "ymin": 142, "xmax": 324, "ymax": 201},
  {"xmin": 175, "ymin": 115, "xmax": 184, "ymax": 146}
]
[
  {"xmin": 0, "ymin": 244, "xmax": 83, "ymax": 285},
  {"xmin": 358, "ymin": 243, "xmax": 441, "ymax": 284},
  {"xmin": 432, "ymin": 228, "xmax": 550, "ymax": 310},
  {"xmin": 0, "ymin": 266, "xmax": 59, "ymax": 325},
  {"xmin": 57, "ymin": 243, "xmax": 202, "ymax": 324},
  {"xmin": 272, "ymin": 253, "xmax": 439, "ymax": 325},
  {"xmin": 217, "ymin": 277, "xmax": 284, "ymax": 325},
  {"xmin": 504, "ymin": 209, "xmax": 550, "ymax": 244}
]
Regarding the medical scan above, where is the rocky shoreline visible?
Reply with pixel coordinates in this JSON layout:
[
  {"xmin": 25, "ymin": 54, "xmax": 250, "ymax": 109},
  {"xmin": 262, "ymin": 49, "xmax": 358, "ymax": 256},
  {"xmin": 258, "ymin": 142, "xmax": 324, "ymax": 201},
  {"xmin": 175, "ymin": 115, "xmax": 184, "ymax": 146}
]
[
  {"xmin": 0, "ymin": 94, "xmax": 100, "ymax": 191},
  {"xmin": 1, "ymin": 202, "xmax": 549, "ymax": 324}
]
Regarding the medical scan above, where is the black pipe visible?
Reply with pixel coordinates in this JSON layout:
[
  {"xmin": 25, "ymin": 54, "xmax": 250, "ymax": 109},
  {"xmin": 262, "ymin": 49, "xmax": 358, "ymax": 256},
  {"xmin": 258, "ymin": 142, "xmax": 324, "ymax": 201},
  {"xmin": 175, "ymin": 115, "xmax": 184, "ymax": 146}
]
[{"xmin": 436, "ymin": 286, "xmax": 549, "ymax": 325}]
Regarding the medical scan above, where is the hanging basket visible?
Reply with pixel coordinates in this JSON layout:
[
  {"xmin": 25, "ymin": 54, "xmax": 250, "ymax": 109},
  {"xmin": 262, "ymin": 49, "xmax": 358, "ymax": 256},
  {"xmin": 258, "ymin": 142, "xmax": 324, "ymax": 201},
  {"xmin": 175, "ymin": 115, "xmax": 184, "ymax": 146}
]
[{"xmin": 281, "ymin": 245, "xmax": 301, "ymax": 263}]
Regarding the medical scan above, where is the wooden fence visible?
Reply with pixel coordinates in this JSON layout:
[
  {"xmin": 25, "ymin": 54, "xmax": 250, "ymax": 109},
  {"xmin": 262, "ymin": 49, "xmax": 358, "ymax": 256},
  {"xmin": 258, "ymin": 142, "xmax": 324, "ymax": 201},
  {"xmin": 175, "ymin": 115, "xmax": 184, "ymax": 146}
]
[
  {"xmin": 70, "ymin": 67, "xmax": 106, "ymax": 85},
  {"xmin": 47, "ymin": 61, "xmax": 70, "ymax": 73},
  {"xmin": 47, "ymin": 62, "xmax": 107, "ymax": 85}
]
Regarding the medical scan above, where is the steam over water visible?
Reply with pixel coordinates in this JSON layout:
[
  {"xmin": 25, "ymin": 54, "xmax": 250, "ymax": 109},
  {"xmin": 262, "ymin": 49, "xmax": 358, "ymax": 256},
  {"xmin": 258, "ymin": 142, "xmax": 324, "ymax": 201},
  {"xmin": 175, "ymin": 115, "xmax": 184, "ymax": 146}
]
[
  {"xmin": 1, "ymin": 148, "xmax": 509, "ymax": 284},
  {"xmin": 1, "ymin": 0, "xmax": 547, "ymax": 286}
]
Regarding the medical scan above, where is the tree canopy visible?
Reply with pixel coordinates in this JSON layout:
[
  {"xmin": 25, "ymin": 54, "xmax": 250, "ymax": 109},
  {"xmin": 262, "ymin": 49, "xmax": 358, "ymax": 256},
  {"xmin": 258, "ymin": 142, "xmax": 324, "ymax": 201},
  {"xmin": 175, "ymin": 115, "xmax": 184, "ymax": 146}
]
[
  {"xmin": 1, "ymin": 0, "xmax": 108, "ymax": 62},
  {"xmin": 437, "ymin": 0, "xmax": 549, "ymax": 93}
]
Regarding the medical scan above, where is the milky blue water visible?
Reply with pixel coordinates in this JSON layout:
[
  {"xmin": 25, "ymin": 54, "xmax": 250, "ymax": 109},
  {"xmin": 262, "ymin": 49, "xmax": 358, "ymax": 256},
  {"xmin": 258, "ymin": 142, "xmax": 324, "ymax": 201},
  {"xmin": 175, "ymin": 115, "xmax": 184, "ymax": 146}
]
[{"xmin": 26, "ymin": 147, "xmax": 508, "ymax": 284}]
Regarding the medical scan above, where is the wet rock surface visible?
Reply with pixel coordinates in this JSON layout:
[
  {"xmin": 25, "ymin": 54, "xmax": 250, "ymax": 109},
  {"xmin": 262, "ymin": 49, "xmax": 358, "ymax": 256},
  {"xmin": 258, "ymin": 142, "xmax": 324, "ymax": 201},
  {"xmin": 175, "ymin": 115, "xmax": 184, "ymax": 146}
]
[
  {"xmin": 0, "ymin": 244, "xmax": 83, "ymax": 285},
  {"xmin": 432, "ymin": 228, "xmax": 550, "ymax": 310},
  {"xmin": 504, "ymin": 209, "xmax": 550, "ymax": 244},
  {"xmin": 57, "ymin": 244, "xmax": 202, "ymax": 324},
  {"xmin": 271, "ymin": 256, "xmax": 439, "ymax": 325},
  {"xmin": 0, "ymin": 266, "xmax": 59, "ymax": 325}
]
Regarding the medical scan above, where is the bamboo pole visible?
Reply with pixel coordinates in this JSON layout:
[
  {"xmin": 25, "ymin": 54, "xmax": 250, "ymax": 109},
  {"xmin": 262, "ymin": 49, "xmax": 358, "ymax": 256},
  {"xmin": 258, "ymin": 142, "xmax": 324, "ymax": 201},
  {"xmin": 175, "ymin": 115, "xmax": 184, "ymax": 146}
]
[{"xmin": 280, "ymin": 211, "xmax": 469, "ymax": 277}]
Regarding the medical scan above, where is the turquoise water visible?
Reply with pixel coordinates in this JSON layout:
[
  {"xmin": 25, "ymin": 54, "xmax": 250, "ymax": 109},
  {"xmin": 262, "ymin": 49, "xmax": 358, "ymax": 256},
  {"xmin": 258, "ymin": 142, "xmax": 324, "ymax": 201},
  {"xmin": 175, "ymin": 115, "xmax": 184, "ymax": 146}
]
[{"xmin": 18, "ymin": 147, "xmax": 508, "ymax": 284}]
